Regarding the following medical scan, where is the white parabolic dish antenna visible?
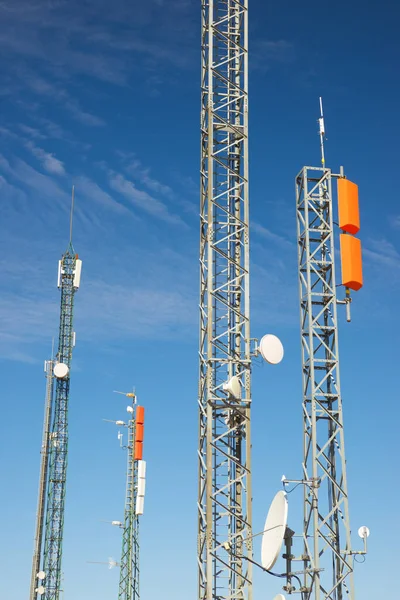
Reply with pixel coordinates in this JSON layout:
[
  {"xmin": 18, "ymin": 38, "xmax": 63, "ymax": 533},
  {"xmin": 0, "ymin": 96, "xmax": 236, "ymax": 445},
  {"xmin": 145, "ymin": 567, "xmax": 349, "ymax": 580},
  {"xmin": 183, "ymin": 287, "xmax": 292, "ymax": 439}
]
[
  {"xmin": 358, "ymin": 525, "xmax": 370, "ymax": 539},
  {"xmin": 37, "ymin": 586, "xmax": 45, "ymax": 595},
  {"xmin": 223, "ymin": 375, "xmax": 241, "ymax": 400},
  {"xmin": 273, "ymin": 595, "xmax": 286, "ymax": 600},
  {"xmin": 54, "ymin": 362, "xmax": 69, "ymax": 379},
  {"xmin": 37, "ymin": 571, "xmax": 45, "ymax": 580},
  {"xmin": 259, "ymin": 334, "xmax": 284, "ymax": 365},
  {"xmin": 261, "ymin": 491, "xmax": 288, "ymax": 570}
]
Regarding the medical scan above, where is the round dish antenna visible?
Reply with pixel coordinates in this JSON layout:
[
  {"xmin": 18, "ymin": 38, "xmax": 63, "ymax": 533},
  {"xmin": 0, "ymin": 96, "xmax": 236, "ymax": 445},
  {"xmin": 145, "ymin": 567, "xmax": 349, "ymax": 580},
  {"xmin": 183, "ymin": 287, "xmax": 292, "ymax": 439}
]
[
  {"xmin": 273, "ymin": 595, "xmax": 286, "ymax": 600},
  {"xmin": 54, "ymin": 362, "xmax": 69, "ymax": 379},
  {"xmin": 261, "ymin": 491, "xmax": 288, "ymax": 570},
  {"xmin": 127, "ymin": 405, "xmax": 134, "ymax": 414},
  {"xmin": 259, "ymin": 334, "xmax": 284, "ymax": 365},
  {"xmin": 37, "ymin": 571, "xmax": 45, "ymax": 580},
  {"xmin": 36, "ymin": 586, "xmax": 45, "ymax": 595},
  {"xmin": 223, "ymin": 375, "xmax": 241, "ymax": 400},
  {"xmin": 358, "ymin": 525, "xmax": 370, "ymax": 539}
]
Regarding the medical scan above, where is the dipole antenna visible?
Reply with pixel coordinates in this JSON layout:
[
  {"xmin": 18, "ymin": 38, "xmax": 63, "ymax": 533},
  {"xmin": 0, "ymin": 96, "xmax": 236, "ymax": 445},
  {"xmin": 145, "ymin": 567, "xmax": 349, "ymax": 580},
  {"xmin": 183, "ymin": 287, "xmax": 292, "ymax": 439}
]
[
  {"xmin": 318, "ymin": 97, "xmax": 326, "ymax": 167},
  {"xmin": 30, "ymin": 190, "xmax": 83, "ymax": 600},
  {"xmin": 69, "ymin": 186, "xmax": 75, "ymax": 247}
]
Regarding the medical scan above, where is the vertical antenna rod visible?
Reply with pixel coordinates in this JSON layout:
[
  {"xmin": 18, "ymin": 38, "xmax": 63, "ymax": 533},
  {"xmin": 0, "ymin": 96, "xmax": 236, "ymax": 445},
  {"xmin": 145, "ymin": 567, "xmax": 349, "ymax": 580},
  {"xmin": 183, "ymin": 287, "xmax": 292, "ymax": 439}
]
[
  {"xmin": 117, "ymin": 393, "xmax": 145, "ymax": 600},
  {"xmin": 69, "ymin": 186, "xmax": 75, "ymax": 246},
  {"xmin": 29, "ymin": 359, "xmax": 55, "ymax": 600},
  {"xmin": 31, "ymin": 190, "xmax": 82, "ymax": 600},
  {"xmin": 294, "ymin": 101, "xmax": 355, "ymax": 599},
  {"xmin": 198, "ymin": 1, "xmax": 252, "ymax": 600},
  {"xmin": 318, "ymin": 97, "xmax": 326, "ymax": 168}
]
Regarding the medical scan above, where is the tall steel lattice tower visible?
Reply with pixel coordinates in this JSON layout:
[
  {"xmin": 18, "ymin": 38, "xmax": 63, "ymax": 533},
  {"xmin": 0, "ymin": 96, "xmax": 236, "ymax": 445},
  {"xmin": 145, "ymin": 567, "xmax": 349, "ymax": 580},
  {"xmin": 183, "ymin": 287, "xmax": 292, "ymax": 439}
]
[
  {"xmin": 294, "ymin": 101, "xmax": 364, "ymax": 600},
  {"xmin": 198, "ymin": 2, "xmax": 253, "ymax": 600},
  {"xmin": 30, "ymin": 189, "xmax": 82, "ymax": 600},
  {"xmin": 118, "ymin": 395, "xmax": 146, "ymax": 600}
]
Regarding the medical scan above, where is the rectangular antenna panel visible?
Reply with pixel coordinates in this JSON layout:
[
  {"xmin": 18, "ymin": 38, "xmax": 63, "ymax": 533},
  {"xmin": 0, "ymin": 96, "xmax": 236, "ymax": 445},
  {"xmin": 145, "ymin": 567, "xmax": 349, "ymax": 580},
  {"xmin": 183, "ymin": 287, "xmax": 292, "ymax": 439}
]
[
  {"xmin": 136, "ymin": 423, "xmax": 144, "ymax": 443},
  {"xmin": 338, "ymin": 179, "xmax": 360, "ymax": 234},
  {"xmin": 57, "ymin": 260, "xmax": 62, "ymax": 288},
  {"xmin": 137, "ymin": 478, "xmax": 146, "ymax": 497},
  {"xmin": 340, "ymin": 234, "xmax": 363, "ymax": 291},
  {"xmin": 73, "ymin": 259, "xmax": 82, "ymax": 288},
  {"xmin": 138, "ymin": 460, "xmax": 146, "ymax": 479},
  {"xmin": 135, "ymin": 495, "xmax": 144, "ymax": 516},
  {"xmin": 134, "ymin": 441, "xmax": 143, "ymax": 461},
  {"xmin": 136, "ymin": 406, "xmax": 145, "ymax": 425},
  {"xmin": 72, "ymin": 332, "xmax": 76, "ymax": 347}
]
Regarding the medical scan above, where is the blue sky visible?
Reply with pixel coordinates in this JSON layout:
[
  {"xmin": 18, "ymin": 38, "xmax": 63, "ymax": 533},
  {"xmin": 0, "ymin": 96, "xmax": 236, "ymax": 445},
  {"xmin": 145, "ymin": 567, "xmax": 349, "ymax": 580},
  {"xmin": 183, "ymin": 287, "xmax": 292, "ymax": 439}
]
[{"xmin": 0, "ymin": 0, "xmax": 399, "ymax": 598}]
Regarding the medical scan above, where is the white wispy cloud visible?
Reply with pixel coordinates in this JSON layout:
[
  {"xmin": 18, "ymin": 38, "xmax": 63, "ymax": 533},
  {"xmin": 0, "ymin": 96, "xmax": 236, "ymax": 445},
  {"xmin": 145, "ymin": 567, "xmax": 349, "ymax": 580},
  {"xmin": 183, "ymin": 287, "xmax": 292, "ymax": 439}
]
[
  {"xmin": 25, "ymin": 141, "xmax": 65, "ymax": 175},
  {"xmin": 124, "ymin": 157, "xmax": 174, "ymax": 199},
  {"xmin": 0, "ymin": 0, "xmax": 196, "ymax": 89},
  {"xmin": 363, "ymin": 238, "xmax": 400, "ymax": 269},
  {"xmin": 18, "ymin": 124, "xmax": 46, "ymax": 139},
  {"xmin": 0, "ymin": 174, "xmax": 27, "ymax": 203},
  {"xmin": 117, "ymin": 153, "xmax": 198, "ymax": 217},
  {"xmin": 25, "ymin": 74, "xmax": 105, "ymax": 127},
  {"xmin": 75, "ymin": 176, "xmax": 132, "ymax": 216},
  {"xmin": 390, "ymin": 216, "xmax": 400, "ymax": 230},
  {"xmin": 108, "ymin": 171, "xmax": 187, "ymax": 226},
  {"xmin": 251, "ymin": 221, "xmax": 293, "ymax": 249},
  {"xmin": 251, "ymin": 39, "xmax": 295, "ymax": 72},
  {"xmin": 0, "ymin": 154, "xmax": 69, "ymax": 205}
]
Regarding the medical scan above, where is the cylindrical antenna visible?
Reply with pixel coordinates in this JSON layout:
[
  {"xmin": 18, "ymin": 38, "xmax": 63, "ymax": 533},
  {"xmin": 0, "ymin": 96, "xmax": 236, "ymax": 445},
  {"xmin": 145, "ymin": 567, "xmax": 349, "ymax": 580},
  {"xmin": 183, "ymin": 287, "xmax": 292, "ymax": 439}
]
[
  {"xmin": 318, "ymin": 97, "xmax": 326, "ymax": 167},
  {"xmin": 69, "ymin": 186, "xmax": 75, "ymax": 245}
]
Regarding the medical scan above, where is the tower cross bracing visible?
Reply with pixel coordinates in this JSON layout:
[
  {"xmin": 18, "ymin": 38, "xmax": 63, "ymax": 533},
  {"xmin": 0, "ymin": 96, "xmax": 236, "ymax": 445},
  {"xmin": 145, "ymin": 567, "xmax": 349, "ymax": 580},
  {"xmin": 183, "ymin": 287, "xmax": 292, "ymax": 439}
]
[{"xmin": 198, "ymin": 2, "xmax": 252, "ymax": 600}]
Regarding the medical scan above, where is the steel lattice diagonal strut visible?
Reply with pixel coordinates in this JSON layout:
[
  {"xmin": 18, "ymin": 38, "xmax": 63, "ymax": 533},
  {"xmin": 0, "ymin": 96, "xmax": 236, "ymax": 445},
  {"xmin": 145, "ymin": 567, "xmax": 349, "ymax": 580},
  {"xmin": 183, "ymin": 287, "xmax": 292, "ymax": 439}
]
[
  {"xmin": 30, "ymin": 235, "xmax": 82, "ymax": 600},
  {"xmin": 198, "ymin": 2, "xmax": 253, "ymax": 600}
]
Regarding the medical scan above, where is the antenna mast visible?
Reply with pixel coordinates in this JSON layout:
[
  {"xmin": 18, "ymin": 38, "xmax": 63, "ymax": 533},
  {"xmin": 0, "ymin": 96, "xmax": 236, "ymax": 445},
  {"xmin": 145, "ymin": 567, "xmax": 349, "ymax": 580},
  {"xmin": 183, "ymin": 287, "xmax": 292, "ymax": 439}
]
[
  {"xmin": 117, "ymin": 394, "xmax": 145, "ymax": 600},
  {"xmin": 30, "ymin": 189, "xmax": 82, "ymax": 600},
  {"xmin": 293, "ymin": 100, "xmax": 364, "ymax": 598},
  {"xmin": 198, "ymin": 1, "xmax": 253, "ymax": 600}
]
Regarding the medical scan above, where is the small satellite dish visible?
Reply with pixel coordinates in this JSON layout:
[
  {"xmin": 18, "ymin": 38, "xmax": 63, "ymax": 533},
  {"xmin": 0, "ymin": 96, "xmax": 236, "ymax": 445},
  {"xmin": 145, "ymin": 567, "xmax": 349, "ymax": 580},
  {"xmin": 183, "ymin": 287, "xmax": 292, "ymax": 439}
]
[
  {"xmin": 223, "ymin": 375, "xmax": 241, "ymax": 400},
  {"xmin": 54, "ymin": 362, "xmax": 69, "ymax": 379},
  {"xmin": 37, "ymin": 571, "xmax": 45, "ymax": 580},
  {"xmin": 36, "ymin": 586, "xmax": 45, "ymax": 595},
  {"xmin": 358, "ymin": 526, "xmax": 370, "ymax": 539},
  {"xmin": 261, "ymin": 491, "xmax": 288, "ymax": 570},
  {"xmin": 127, "ymin": 406, "xmax": 134, "ymax": 414},
  {"xmin": 259, "ymin": 334, "xmax": 284, "ymax": 365},
  {"xmin": 273, "ymin": 595, "xmax": 286, "ymax": 600}
]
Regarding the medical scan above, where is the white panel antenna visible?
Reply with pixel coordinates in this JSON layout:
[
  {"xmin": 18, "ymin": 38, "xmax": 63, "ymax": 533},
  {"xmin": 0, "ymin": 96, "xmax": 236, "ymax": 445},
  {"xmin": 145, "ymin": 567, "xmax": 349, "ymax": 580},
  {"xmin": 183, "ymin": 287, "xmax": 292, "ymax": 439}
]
[
  {"xmin": 57, "ymin": 261, "xmax": 62, "ymax": 288},
  {"xmin": 73, "ymin": 259, "xmax": 82, "ymax": 288}
]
